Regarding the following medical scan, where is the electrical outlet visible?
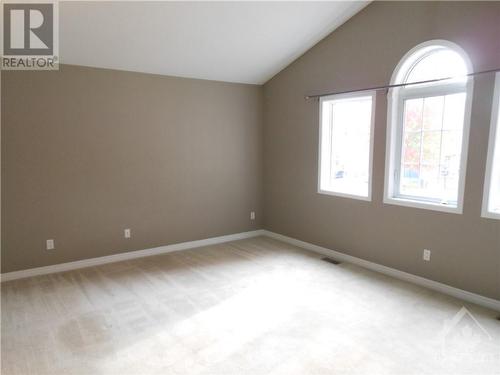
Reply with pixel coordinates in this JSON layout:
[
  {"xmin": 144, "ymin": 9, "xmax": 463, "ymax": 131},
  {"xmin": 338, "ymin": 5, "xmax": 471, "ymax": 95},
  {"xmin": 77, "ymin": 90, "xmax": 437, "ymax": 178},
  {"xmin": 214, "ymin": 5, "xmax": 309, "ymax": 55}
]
[
  {"xmin": 124, "ymin": 229, "xmax": 131, "ymax": 238},
  {"xmin": 250, "ymin": 211, "xmax": 256, "ymax": 220},
  {"xmin": 423, "ymin": 249, "xmax": 431, "ymax": 261},
  {"xmin": 46, "ymin": 239, "xmax": 55, "ymax": 250}
]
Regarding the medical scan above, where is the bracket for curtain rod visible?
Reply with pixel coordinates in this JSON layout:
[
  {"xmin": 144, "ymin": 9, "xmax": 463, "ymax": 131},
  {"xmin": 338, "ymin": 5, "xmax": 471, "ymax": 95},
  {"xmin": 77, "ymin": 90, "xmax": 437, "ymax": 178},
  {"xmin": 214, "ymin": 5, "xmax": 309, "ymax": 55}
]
[{"xmin": 304, "ymin": 68, "xmax": 500, "ymax": 100}]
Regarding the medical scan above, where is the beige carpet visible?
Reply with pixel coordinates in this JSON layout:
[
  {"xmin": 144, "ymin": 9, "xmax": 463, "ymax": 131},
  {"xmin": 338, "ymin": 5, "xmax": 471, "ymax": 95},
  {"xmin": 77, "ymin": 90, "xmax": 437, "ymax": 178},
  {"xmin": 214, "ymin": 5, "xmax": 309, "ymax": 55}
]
[{"xmin": 1, "ymin": 236, "xmax": 499, "ymax": 374}]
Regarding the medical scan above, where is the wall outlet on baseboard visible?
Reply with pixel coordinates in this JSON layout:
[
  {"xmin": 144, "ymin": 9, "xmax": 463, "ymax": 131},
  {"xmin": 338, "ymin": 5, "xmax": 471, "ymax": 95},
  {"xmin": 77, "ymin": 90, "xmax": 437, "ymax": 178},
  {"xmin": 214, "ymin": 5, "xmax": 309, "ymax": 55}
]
[
  {"xmin": 124, "ymin": 229, "xmax": 131, "ymax": 238},
  {"xmin": 250, "ymin": 211, "xmax": 256, "ymax": 220},
  {"xmin": 46, "ymin": 239, "xmax": 55, "ymax": 250},
  {"xmin": 423, "ymin": 249, "xmax": 431, "ymax": 261}
]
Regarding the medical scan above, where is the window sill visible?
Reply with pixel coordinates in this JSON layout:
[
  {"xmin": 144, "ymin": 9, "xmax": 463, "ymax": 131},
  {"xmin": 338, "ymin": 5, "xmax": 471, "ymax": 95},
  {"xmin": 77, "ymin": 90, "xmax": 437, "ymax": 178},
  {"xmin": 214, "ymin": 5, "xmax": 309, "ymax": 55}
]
[
  {"xmin": 318, "ymin": 189, "xmax": 371, "ymax": 202},
  {"xmin": 383, "ymin": 196, "xmax": 462, "ymax": 214},
  {"xmin": 481, "ymin": 210, "xmax": 500, "ymax": 220}
]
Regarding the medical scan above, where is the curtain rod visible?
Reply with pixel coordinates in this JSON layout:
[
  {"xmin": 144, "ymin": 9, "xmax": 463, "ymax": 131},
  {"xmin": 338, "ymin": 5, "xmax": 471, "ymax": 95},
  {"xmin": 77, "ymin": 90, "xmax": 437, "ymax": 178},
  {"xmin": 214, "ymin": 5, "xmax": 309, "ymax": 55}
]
[{"xmin": 304, "ymin": 68, "xmax": 500, "ymax": 100}]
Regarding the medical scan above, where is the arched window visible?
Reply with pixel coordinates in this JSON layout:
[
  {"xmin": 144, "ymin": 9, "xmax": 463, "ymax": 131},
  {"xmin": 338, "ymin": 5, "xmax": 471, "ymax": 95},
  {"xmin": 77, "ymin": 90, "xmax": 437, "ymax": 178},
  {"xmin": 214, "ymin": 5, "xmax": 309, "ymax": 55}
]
[{"xmin": 384, "ymin": 40, "xmax": 473, "ymax": 213}]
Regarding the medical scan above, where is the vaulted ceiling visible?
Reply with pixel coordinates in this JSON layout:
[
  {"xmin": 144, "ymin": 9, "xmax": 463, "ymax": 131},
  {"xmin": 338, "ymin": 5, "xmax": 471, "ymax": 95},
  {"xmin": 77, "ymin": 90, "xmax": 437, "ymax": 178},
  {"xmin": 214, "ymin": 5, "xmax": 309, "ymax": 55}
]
[{"xmin": 60, "ymin": 1, "xmax": 369, "ymax": 84}]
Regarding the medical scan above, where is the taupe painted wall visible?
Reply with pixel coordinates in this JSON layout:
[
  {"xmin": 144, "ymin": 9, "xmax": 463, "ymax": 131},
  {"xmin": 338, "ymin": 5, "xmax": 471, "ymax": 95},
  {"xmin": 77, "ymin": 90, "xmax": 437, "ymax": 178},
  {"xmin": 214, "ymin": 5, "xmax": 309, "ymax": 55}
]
[
  {"xmin": 264, "ymin": 1, "xmax": 500, "ymax": 300},
  {"xmin": 2, "ymin": 2, "xmax": 499, "ymax": 302},
  {"xmin": 2, "ymin": 65, "xmax": 263, "ymax": 272}
]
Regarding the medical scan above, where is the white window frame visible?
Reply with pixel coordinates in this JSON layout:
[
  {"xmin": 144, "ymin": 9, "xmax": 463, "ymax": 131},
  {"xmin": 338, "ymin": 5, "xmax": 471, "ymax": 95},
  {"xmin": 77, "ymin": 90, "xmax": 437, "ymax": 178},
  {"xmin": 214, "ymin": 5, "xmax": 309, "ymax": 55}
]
[
  {"xmin": 318, "ymin": 91, "xmax": 376, "ymax": 202},
  {"xmin": 481, "ymin": 72, "xmax": 500, "ymax": 220},
  {"xmin": 384, "ymin": 40, "xmax": 474, "ymax": 214}
]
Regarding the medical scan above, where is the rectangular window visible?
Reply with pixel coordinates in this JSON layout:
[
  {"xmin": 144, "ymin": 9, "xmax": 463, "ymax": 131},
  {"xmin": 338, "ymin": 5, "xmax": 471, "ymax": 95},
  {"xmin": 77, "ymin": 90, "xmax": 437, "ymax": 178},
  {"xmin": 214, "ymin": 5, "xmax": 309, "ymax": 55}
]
[
  {"xmin": 397, "ymin": 93, "xmax": 466, "ymax": 205},
  {"xmin": 482, "ymin": 73, "xmax": 500, "ymax": 219},
  {"xmin": 385, "ymin": 81, "xmax": 472, "ymax": 214},
  {"xmin": 319, "ymin": 92, "xmax": 375, "ymax": 200}
]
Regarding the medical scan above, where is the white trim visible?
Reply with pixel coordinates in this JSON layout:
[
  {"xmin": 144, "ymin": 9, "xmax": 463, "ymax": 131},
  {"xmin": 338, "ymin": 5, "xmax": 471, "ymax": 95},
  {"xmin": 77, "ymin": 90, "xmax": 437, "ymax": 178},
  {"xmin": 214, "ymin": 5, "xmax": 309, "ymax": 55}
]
[
  {"xmin": 262, "ymin": 230, "xmax": 500, "ymax": 312},
  {"xmin": 0, "ymin": 230, "xmax": 265, "ymax": 282},
  {"xmin": 317, "ymin": 189, "xmax": 372, "ymax": 202},
  {"xmin": 3, "ymin": 229, "xmax": 498, "ymax": 311},
  {"xmin": 389, "ymin": 40, "xmax": 473, "ymax": 86},
  {"xmin": 317, "ymin": 91, "xmax": 376, "ymax": 202},
  {"xmin": 481, "ymin": 72, "xmax": 500, "ymax": 220},
  {"xmin": 384, "ymin": 40, "xmax": 474, "ymax": 215},
  {"xmin": 383, "ymin": 196, "xmax": 461, "ymax": 214}
]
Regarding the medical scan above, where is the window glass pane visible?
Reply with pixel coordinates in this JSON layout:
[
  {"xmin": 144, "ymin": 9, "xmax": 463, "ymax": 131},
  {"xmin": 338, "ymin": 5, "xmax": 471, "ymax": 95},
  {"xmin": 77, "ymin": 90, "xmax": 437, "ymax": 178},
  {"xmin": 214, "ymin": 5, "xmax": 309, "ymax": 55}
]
[
  {"xmin": 402, "ymin": 132, "xmax": 421, "ymax": 164},
  {"xmin": 399, "ymin": 93, "xmax": 466, "ymax": 203},
  {"xmin": 319, "ymin": 95, "xmax": 373, "ymax": 198},
  {"xmin": 406, "ymin": 49, "xmax": 468, "ymax": 83},
  {"xmin": 490, "ymin": 162, "xmax": 500, "ymax": 213},
  {"xmin": 488, "ymin": 105, "xmax": 500, "ymax": 214},
  {"xmin": 422, "ymin": 96, "xmax": 444, "ymax": 130},
  {"xmin": 404, "ymin": 98, "xmax": 423, "ymax": 131},
  {"xmin": 421, "ymin": 131, "xmax": 441, "ymax": 164},
  {"xmin": 442, "ymin": 93, "xmax": 466, "ymax": 130}
]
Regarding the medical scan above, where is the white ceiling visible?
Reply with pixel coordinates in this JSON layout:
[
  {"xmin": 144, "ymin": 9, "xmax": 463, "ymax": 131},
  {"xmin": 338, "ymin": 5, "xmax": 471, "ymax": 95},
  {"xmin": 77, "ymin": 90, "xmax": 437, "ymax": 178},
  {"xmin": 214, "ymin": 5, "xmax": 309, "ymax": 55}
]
[{"xmin": 60, "ymin": 1, "xmax": 369, "ymax": 84}]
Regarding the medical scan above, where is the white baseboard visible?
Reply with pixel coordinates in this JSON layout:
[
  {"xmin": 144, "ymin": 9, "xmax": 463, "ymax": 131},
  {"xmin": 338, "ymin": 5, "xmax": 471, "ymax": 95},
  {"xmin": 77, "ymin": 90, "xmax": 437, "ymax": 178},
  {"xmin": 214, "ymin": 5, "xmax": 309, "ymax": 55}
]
[
  {"xmin": 3, "ymin": 228, "xmax": 499, "ymax": 312},
  {"xmin": 0, "ymin": 230, "xmax": 266, "ymax": 282},
  {"xmin": 262, "ymin": 230, "xmax": 500, "ymax": 312}
]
